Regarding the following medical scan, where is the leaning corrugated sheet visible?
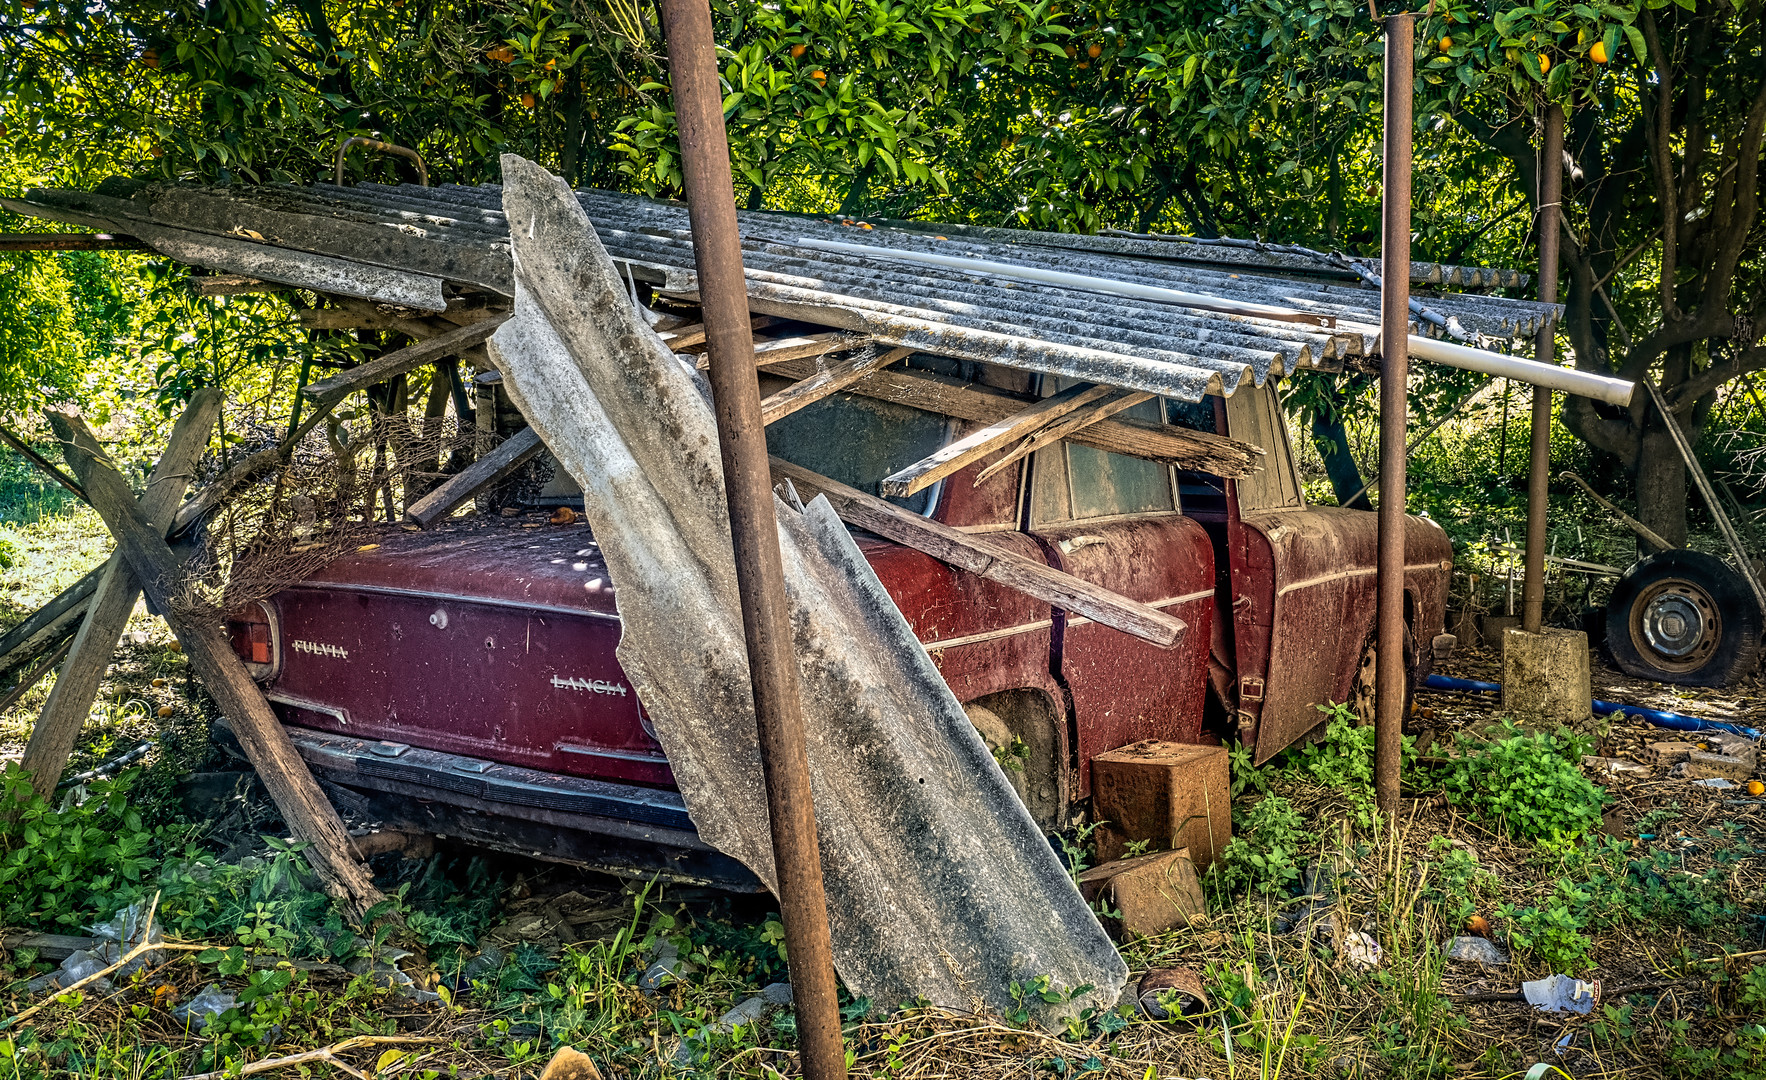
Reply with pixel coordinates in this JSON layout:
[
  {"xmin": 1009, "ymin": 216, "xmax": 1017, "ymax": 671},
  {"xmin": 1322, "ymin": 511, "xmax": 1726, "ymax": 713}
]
[{"xmin": 4, "ymin": 180, "xmax": 1561, "ymax": 403}]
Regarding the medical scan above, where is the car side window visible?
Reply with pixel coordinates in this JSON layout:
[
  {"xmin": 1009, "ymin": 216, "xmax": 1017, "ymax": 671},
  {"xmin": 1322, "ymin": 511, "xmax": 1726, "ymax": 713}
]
[
  {"xmin": 1223, "ymin": 382, "xmax": 1305, "ymax": 512},
  {"xmin": 766, "ymin": 391, "xmax": 952, "ymax": 516},
  {"xmin": 1030, "ymin": 387, "xmax": 1177, "ymax": 525}
]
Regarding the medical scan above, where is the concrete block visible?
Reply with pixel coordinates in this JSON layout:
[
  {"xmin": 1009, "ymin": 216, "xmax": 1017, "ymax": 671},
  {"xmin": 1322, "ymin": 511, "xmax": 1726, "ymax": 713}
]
[
  {"xmin": 1501, "ymin": 627, "xmax": 1599, "ymax": 735},
  {"xmin": 1687, "ymin": 751, "xmax": 1754, "ymax": 782},
  {"xmin": 1648, "ymin": 741, "xmax": 1699, "ymax": 766},
  {"xmin": 1091, "ymin": 741, "xmax": 1231, "ymax": 870},
  {"xmin": 1707, "ymin": 733, "xmax": 1757, "ymax": 767},
  {"xmin": 1077, "ymin": 848, "xmax": 1206, "ymax": 937}
]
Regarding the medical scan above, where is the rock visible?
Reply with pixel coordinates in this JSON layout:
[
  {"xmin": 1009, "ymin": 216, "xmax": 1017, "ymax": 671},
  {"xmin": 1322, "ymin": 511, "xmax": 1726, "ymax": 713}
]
[
  {"xmin": 1444, "ymin": 936, "xmax": 1508, "ymax": 966},
  {"xmin": 1136, "ymin": 967, "xmax": 1208, "ymax": 1021},
  {"xmin": 1077, "ymin": 848, "xmax": 1207, "ymax": 937},
  {"xmin": 1500, "ymin": 628, "xmax": 1598, "ymax": 735},
  {"xmin": 1648, "ymin": 741, "xmax": 1700, "ymax": 766},
  {"xmin": 673, "ymin": 983, "xmax": 794, "ymax": 1064},
  {"xmin": 1687, "ymin": 751, "xmax": 1753, "ymax": 782},
  {"xmin": 538, "ymin": 1046, "xmax": 603, "ymax": 1080},
  {"xmin": 1343, "ymin": 931, "xmax": 1383, "ymax": 971},
  {"xmin": 639, "ymin": 940, "xmax": 697, "ymax": 993}
]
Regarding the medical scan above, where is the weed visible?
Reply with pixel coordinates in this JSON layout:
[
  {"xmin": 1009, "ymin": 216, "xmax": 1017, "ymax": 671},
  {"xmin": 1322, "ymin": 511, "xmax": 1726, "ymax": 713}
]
[
  {"xmin": 1499, "ymin": 879, "xmax": 1595, "ymax": 973},
  {"xmin": 1432, "ymin": 720, "xmax": 1606, "ymax": 843},
  {"xmin": 1216, "ymin": 795, "xmax": 1310, "ymax": 897}
]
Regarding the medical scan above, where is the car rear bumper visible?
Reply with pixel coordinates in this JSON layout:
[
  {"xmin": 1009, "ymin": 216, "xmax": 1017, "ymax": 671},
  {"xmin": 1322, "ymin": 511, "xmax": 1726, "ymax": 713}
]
[{"xmin": 283, "ymin": 725, "xmax": 763, "ymax": 891}]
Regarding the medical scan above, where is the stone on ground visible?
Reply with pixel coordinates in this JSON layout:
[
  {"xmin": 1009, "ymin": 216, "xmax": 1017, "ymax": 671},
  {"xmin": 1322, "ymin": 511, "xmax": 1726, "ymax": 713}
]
[{"xmin": 1500, "ymin": 627, "xmax": 1598, "ymax": 735}]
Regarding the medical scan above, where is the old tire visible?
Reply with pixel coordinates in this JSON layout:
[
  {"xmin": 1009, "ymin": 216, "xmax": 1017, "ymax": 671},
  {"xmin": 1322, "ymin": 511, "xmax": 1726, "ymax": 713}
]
[
  {"xmin": 965, "ymin": 697, "xmax": 1063, "ymax": 832},
  {"xmin": 1606, "ymin": 550, "xmax": 1762, "ymax": 687}
]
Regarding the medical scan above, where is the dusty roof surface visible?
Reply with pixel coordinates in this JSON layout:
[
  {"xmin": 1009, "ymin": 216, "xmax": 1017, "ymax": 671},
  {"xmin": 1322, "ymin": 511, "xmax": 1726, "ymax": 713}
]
[{"xmin": 5, "ymin": 178, "xmax": 1559, "ymax": 401}]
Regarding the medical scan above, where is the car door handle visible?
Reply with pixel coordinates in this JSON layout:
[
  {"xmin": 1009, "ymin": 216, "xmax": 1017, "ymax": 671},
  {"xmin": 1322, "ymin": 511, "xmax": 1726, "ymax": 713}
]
[{"xmin": 1057, "ymin": 535, "xmax": 1108, "ymax": 555}]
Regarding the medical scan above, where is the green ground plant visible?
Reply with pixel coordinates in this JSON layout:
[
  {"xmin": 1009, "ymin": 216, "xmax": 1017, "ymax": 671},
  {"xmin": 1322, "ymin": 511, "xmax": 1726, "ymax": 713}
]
[{"xmin": 1432, "ymin": 720, "xmax": 1607, "ymax": 844}]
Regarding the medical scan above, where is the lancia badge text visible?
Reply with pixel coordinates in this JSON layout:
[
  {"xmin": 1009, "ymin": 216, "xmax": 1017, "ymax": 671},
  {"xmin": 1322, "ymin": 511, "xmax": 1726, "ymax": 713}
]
[{"xmin": 551, "ymin": 675, "xmax": 629, "ymax": 696}]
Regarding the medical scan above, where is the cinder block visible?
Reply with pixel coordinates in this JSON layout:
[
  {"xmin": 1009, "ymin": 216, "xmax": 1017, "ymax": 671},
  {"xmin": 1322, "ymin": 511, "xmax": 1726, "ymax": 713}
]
[
  {"xmin": 1077, "ymin": 848, "xmax": 1206, "ymax": 937},
  {"xmin": 1687, "ymin": 751, "xmax": 1754, "ymax": 782},
  {"xmin": 1091, "ymin": 741, "xmax": 1230, "ymax": 870},
  {"xmin": 1707, "ymin": 733, "xmax": 1758, "ymax": 768},
  {"xmin": 1501, "ymin": 628, "xmax": 1598, "ymax": 735},
  {"xmin": 1648, "ymin": 741, "xmax": 1699, "ymax": 766}
]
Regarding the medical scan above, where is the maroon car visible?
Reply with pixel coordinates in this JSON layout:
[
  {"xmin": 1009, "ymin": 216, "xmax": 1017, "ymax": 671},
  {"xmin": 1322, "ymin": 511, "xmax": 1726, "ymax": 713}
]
[{"xmin": 231, "ymin": 369, "xmax": 1451, "ymax": 887}]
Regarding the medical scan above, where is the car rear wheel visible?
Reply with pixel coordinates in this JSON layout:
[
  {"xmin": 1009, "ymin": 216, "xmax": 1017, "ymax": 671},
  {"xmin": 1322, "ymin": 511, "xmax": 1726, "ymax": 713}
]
[
  {"xmin": 1606, "ymin": 550, "xmax": 1762, "ymax": 687},
  {"xmin": 965, "ymin": 696, "xmax": 1063, "ymax": 832}
]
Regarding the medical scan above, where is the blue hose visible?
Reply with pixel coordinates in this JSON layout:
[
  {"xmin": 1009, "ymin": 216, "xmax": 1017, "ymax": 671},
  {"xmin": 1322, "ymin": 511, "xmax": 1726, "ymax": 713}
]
[{"xmin": 1422, "ymin": 673, "xmax": 1761, "ymax": 739}]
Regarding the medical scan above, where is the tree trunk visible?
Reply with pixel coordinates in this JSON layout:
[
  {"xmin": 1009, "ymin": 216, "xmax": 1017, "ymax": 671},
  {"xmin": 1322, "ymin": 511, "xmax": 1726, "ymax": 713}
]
[
  {"xmin": 1634, "ymin": 425, "xmax": 1689, "ymax": 548},
  {"xmin": 1311, "ymin": 408, "xmax": 1371, "ymax": 510}
]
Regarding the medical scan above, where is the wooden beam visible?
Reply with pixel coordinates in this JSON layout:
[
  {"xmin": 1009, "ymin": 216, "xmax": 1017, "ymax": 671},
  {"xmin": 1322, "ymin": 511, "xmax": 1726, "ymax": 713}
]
[
  {"xmin": 657, "ymin": 323, "xmax": 705, "ymax": 348},
  {"xmin": 0, "ymin": 567, "xmax": 102, "ymax": 677},
  {"xmin": 761, "ymin": 347, "xmax": 913, "ymax": 426},
  {"xmin": 881, "ymin": 382, "xmax": 1115, "ymax": 497},
  {"xmin": 303, "ymin": 316, "xmax": 510, "ymax": 403},
  {"xmin": 763, "ymin": 357, "xmax": 1262, "ymax": 478},
  {"xmin": 973, "ymin": 389, "xmax": 1154, "ymax": 485},
  {"xmin": 0, "ymin": 425, "xmax": 87, "ymax": 503},
  {"xmin": 0, "ymin": 636, "xmax": 74, "ymax": 718},
  {"xmin": 191, "ymin": 275, "xmax": 287, "ymax": 297},
  {"xmin": 20, "ymin": 389, "xmax": 221, "ymax": 801},
  {"xmin": 403, "ymin": 427, "xmax": 545, "ymax": 527},
  {"xmin": 48, "ymin": 409, "xmax": 385, "ymax": 919},
  {"xmin": 694, "ymin": 332, "xmax": 868, "ymax": 370},
  {"xmin": 770, "ymin": 458, "xmax": 1185, "ymax": 648}
]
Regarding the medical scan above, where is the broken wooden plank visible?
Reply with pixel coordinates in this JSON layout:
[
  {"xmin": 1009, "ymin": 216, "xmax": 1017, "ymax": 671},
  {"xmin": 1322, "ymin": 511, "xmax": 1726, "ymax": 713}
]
[
  {"xmin": 403, "ymin": 426, "xmax": 545, "ymax": 527},
  {"xmin": 973, "ymin": 389, "xmax": 1155, "ymax": 485},
  {"xmin": 881, "ymin": 381, "xmax": 1116, "ymax": 498},
  {"xmin": 761, "ymin": 347, "xmax": 914, "ymax": 426},
  {"xmin": 657, "ymin": 323, "xmax": 705, "ymax": 348},
  {"xmin": 303, "ymin": 316, "xmax": 511, "ymax": 403},
  {"xmin": 0, "ymin": 636, "xmax": 74, "ymax": 717},
  {"xmin": 49, "ymin": 409, "xmax": 385, "ymax": 918},
  {"xmin": 20, "ymin": 390, "xmax": 221, "ymax": 800},
  {"xmin": 694, "ymin": 331, "xmax": 867, "ymax": 370},
  {"xmin": 0, "ymin": 566, "xmax": 102, "ymax": 676},
  {"xmin": 0, "ymin": 425, "xmax": 87, "ymax": 503},
  {"xmin": 770, "ymin": 457, "xmax": 1185, "ymax": 648},
  {"xmin": 764, "ymin": 357, "xmax": 1263, "ymax": 478}
]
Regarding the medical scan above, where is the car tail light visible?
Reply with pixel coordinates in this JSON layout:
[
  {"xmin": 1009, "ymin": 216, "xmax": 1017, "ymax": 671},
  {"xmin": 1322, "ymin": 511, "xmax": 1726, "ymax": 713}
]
[{"xmin": 224, "ymin": 601, "xmax": 280, "ymax": 680}]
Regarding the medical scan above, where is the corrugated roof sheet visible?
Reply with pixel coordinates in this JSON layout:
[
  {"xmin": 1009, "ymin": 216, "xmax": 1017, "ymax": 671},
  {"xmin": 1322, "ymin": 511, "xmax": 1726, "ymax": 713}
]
[{"xmin": 4, "ymin": 179, "xmax": 1560, "ymax": 403}]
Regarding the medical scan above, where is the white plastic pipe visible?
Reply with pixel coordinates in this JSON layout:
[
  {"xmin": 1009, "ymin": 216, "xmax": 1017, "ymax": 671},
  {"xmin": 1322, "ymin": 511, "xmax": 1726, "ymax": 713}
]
[
  {"xmin": 1407, "ymin": 335, "xmax": 1635, "ymax": 406},
  {"xmin": 794, "ymin": 236, "xmax": 1332, "ymax": 327}
]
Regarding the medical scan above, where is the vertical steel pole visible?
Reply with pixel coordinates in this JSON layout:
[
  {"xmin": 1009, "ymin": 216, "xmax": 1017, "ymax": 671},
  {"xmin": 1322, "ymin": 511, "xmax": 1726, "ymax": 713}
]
[
  {"xmin": 1375, "ymin": 12, "xmax": 1415, "ymax": 817},
  {"xmin": 656, "ymin": 2, "xmax": 847, "ymax": 1077},
  {"xmin": 1521, "ymin": 104, "xmax": 1564, "ymax": 634}
]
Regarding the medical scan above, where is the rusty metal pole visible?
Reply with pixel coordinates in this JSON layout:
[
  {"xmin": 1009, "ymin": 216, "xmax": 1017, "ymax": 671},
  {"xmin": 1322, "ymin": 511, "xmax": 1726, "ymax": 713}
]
[
  {"xmin": 1521, "ymin": 104, "xmax": 1565, "ymax": 634},
  {"xmin": 1375, "ymin": 12, "xmax": 1415, "ymax": 817},
  {"xmin": 656, "ymin": 1, "xmax": 847, "ymax": 1077}
]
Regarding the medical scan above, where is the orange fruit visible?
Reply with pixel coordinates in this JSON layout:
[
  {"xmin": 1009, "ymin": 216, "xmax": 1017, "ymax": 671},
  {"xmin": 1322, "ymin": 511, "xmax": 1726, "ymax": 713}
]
[
  {"xmin": 1538, "ymin": 52, "xmax": 1551, "ymax": 74},
  {"xmin": 1748, "ymin": 780, "xmax": 1765, "ymax": 796},
  {"xmin": 1589, "ymin": 40, "xmax": 1608, "ymax": 63},
  {"xmin": 157, "ymin": 705, "xmax": 174, "ymax": 718},
  {"xmin": 1439, "ymin": 36, "xmax": 1452, "ymax": 50},
  {"xmin": 520, "ymin": 92, "xmax": 535, "ymax": 107},
  {"xmin": 149, "ymin": 145, "xmax": 164, "ymax": 158},
  {"xmin": 141, "ymin": 49, "xmax": 159, "ymax": 68},
  {"xmin": 1465, "ymin": 914, "xmax": 1490, "ymax": 937},
  {"xmin": 1063, "ymin": 44, "xmax": 1077, "ymax": 57},
  {"xmin": 1076, "ymin": 60, "xmax": 1089, "ymax": 68},
  {"xmin": 790, "ymin": 43, "xmax": 807, "ymax": 58},
  {"xmin": 810, "ymin": 69, "xmax": 826, "ymax": 82},
  {"xmin": 488, "ymin": 45, "xmax": 515, "ymax": 63},
  {"xmin": 1087, "ymin": 42, "xmax": 1101, "ymax": 58}
]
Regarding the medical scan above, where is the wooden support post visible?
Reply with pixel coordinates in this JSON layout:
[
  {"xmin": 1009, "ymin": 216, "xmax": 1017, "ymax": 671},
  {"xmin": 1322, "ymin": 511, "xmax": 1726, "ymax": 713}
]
[
  {"xmin": 403, "ymin": 427, "xmax": 545, "ymax": 527},
  {"xmin": 773, "ymin": 458, "xmax": 1186, "ymax": 647},
  {"xmin": 48, "ymin": 410, "xmax": 384, "ymax": 919},
  {"xmin": 0, "ymin": 637, "xmax": 74, "ymax": 718},
  {"xmin": 0, "ymin": 425, "xmax": 88, "ymax": 503},
  {"xmin": 760, "ymin": 347, "xmax": 913, "ymax": 425},
  {"xmin": 18, "ymin": 390, "xmax": 222, "ymax": 801},
  {"xmin": 881, "ymin": 382, "xmax": 1115, "ymax": 497},
  {"xmin": 694, "ymin": 332, "xmax": 869, "ymax": 370},
  {"xmin": 0, "ymin": 566, "xmax": 102, "ymax": 677}
]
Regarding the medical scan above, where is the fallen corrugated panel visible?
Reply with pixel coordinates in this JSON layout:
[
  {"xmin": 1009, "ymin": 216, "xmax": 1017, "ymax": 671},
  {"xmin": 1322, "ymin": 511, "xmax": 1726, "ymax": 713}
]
[{"xmin": 487, "ymin": 155, "xmax": 1127, "ymax": 1020}]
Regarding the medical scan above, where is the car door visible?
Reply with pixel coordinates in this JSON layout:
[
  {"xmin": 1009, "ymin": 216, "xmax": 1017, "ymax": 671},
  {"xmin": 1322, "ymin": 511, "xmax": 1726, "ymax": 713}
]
[{"xmin": 1024, "ymin": 391, "xmax": 1216, "ymax": 797}]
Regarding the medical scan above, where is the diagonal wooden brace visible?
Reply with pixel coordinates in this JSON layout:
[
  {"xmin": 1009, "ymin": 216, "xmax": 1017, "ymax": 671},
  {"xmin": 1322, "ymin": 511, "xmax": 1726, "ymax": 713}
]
[
  {"xmin": 19, "ymin": 390, "xmax": 223, "ymax": 800},
  {"xmin": 48, "ymin": 409, "xmax": 384, "ymax": 919}
]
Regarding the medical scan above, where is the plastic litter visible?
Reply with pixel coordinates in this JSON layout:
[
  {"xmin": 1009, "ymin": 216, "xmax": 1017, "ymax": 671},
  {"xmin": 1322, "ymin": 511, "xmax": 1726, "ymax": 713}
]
[
  {"xmin": 1422, "ymin": 674, "xmax": 1760, "ymax": 738},
  {"xmin": 1693, "ymin": 777, "xmax": 1738, "ymax": 789},
  {"xmin": 1343, "ymin": 932, "xmax": 1383, "ymax": 971},
  {"xmin": 173, "ymin": 983, "xmax": 237, "ymax": 1029},
  {"xmin": 86, "ymin": 898, "xmax": 165, "ymax": 977},
  {"xmin": 1522, "ymin": 974, "xmax": 1600, "ymax": 1014},
  {"xmin": 1444, "ymin": 936, "xmax": 1509, "ymax": 966},
  {"xmin": 639, "ymin": 940, "xmax": 696, "ymax": 993}
]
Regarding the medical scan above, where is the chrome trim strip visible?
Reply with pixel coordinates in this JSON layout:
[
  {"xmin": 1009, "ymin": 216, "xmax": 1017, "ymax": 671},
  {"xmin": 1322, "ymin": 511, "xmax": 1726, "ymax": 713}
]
[
  {"xmin": 1274, "ymin": 560, "xmax": 1449, "ymax": 598},
  {"xmin": 289, "ymin": 582, "xmax": 621, "ymax": 622},
  {"xmin": 556, "ymin": 743, "xmax": 670, "ymax": 765},
  {"xmin": 264, "ymin": 691, "xmax": 351, "ymax": 726}
]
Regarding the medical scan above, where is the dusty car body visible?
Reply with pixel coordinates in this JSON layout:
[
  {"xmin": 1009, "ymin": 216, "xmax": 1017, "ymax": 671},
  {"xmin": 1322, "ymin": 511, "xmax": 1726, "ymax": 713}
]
[{"xmin": 236, "ymin": 362, "xmax": 1452, "ymax": 887}]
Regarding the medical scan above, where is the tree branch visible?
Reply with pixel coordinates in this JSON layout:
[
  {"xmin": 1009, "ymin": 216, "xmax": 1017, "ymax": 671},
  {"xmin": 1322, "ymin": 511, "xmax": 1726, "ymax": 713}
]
[
  {"xmin": 1669, "ymin": 344, "xmax": 1766, "ymax": 410},
  {"xmin": 1640, "ymin": 9, "xmax": 1680, "ymax": 321}
]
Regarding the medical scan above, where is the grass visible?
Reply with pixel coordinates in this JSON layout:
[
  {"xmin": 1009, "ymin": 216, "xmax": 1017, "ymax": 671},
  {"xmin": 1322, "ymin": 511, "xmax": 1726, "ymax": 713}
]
[{"xmin": 0, "ymin": 506, "xmax": 1763, "ymax": 1078}]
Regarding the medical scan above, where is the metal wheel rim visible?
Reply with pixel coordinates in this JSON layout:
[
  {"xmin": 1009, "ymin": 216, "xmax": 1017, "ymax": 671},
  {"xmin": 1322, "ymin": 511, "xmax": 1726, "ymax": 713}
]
[{"xmin": 1628, "ymin": 576, "xmax": 1721, "ymax": 672}]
